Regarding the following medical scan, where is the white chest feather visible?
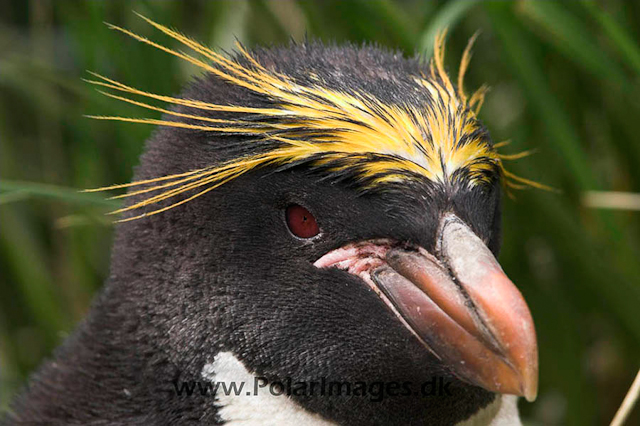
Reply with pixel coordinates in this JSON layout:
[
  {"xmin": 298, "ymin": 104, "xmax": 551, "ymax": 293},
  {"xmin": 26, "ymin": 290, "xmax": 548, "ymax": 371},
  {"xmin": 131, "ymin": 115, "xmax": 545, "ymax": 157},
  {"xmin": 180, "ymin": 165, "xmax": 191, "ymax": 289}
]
[
  {"xmin": 202, "ymin": 352, "xmax": 521, "ymax": 426},
  {"xmin": 202, "ymin": 352, "xmax": 336, "ymax": 426},
  {"xmin": 456, "ymin": 395, "xmax": 522, "ymax": 426}
]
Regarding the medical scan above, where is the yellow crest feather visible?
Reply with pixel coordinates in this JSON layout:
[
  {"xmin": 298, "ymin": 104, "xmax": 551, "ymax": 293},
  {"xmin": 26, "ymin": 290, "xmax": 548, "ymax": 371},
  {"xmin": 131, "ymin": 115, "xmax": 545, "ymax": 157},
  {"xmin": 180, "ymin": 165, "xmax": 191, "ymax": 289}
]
[{"xmin": 85, "ymin": 15, "xmax": 546, "ymax": 221}]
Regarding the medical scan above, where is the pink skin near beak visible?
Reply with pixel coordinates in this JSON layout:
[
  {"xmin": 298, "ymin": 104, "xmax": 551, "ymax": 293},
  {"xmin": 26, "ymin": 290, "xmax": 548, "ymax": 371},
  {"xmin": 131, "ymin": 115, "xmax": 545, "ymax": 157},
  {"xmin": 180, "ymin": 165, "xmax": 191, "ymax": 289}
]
[{"xmin": 314, "ymin": 214, "xmax": 538, "ymax": 401}]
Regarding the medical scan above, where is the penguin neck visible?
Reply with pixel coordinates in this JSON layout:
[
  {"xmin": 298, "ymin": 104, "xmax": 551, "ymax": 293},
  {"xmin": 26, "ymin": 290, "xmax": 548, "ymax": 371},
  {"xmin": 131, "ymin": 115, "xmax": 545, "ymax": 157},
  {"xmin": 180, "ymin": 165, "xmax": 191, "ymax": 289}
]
[{"xmin": 203, "ymin": 351, "xmax": 522, "ymax": 426}]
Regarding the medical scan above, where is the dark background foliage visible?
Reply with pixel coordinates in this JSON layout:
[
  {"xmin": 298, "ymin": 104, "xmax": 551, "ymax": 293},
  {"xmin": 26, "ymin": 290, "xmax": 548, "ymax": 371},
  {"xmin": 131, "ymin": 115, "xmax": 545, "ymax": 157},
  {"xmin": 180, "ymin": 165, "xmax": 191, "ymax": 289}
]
[{"xmin": 1, "ymin": 1, "xmax": 639, "ymax": 425}]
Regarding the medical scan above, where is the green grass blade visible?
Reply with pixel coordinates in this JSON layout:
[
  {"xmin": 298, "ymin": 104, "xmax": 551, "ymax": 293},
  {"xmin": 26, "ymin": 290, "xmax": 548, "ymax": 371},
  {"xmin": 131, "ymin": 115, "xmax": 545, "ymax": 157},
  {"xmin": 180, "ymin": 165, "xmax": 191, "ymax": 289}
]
[
  {"xmin": 581, "ymin": 0, "xmax": 640, "ymax": 76},
  {"xmin": 0, "ymin": 180, "xmax": 120, "ymax": 207},
  {"xmin": 484, "ymin": 4, "xmax": 597, "ymax": 190},
  {"xmin": 419, "ymin": 0, "xmax": 481, "ymax": 57},
  {"xmin": 518, "ymin": 0, "xmax": 628, "ymax": 85}
]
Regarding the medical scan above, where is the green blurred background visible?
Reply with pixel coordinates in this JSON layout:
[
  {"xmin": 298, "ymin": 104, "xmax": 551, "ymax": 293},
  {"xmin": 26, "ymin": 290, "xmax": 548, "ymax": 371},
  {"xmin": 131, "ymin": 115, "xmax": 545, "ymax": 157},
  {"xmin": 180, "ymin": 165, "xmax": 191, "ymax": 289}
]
[{"xmin": 1, "ymin": 1, "xmax": 639, "ymax": 424}]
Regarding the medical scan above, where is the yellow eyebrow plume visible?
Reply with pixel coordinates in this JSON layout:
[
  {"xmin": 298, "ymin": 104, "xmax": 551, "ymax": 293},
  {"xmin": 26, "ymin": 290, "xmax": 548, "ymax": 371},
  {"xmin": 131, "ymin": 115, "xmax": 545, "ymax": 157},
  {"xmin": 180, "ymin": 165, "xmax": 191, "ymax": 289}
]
[{"xmin": 85, "ymin": 14, "xmax": 545, "ymax": 221}]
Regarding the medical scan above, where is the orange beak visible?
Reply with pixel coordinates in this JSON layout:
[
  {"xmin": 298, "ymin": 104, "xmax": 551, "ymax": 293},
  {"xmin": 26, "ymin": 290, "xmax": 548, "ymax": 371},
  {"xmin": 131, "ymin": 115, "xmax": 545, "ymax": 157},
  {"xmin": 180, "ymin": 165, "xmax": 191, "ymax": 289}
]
[{"xmin": 372, "ymin": 214, "xmax": 538, "ymax": 401}]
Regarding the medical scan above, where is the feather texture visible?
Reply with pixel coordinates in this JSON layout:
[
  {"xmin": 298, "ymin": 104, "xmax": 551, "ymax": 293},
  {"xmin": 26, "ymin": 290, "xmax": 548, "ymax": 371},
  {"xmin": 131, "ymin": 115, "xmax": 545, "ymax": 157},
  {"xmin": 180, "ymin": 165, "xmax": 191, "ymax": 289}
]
[{"xmin": 84, "ymin": 14, "xmax": 547, "ymax": 221}]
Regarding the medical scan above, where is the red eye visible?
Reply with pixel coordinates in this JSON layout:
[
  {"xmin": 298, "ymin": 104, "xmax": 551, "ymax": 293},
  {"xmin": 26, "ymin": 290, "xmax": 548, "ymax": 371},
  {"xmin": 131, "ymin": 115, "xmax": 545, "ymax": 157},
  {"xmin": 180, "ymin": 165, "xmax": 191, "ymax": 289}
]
[{"xmin": 286, "ymin": 205, "xmax": 320, "ymax": 239}]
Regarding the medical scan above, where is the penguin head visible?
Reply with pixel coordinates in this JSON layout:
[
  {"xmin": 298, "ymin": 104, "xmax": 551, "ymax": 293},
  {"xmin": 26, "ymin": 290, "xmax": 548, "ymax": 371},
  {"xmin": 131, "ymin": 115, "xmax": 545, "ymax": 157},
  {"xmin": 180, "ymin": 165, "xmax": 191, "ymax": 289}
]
[{"xmin": 94, "ymin": 18, "xmax": 538, "ymax": 426}]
